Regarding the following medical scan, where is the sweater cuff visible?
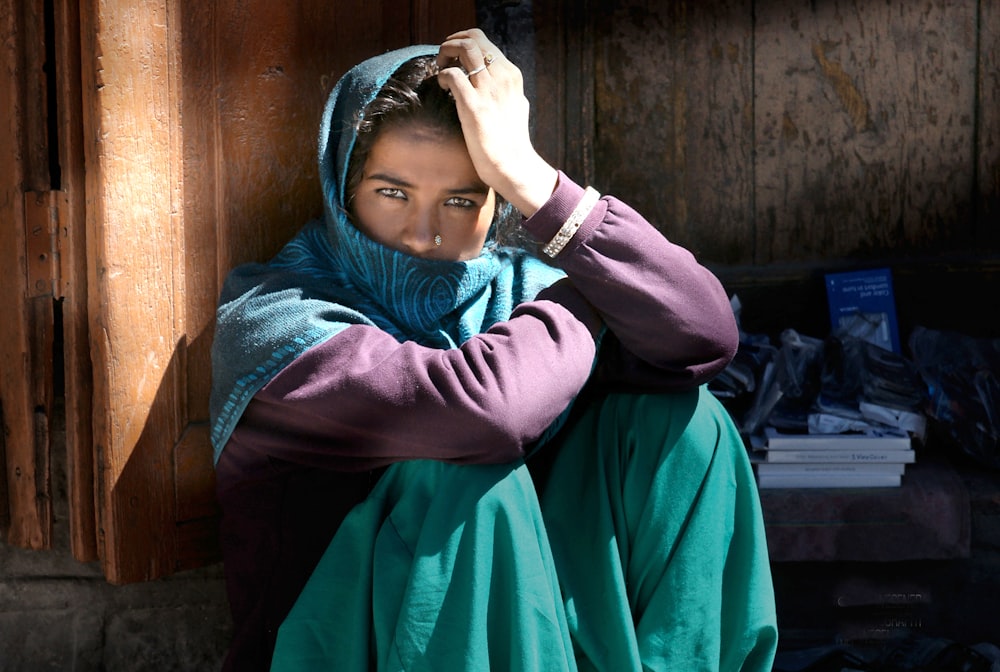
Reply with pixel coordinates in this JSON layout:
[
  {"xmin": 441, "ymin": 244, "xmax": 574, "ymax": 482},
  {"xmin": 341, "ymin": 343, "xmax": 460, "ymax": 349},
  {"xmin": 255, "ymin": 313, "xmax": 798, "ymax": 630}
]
[{"xmin": 521, "ymin": 171, "xmax": 606, "ymax": 258}]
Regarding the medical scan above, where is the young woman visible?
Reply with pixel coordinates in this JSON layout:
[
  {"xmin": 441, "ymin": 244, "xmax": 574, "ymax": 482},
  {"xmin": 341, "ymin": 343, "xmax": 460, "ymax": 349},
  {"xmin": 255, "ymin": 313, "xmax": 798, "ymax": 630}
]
[{"xmin": 210, "ymin": 29, "xmax": 778, "ymax": 672}]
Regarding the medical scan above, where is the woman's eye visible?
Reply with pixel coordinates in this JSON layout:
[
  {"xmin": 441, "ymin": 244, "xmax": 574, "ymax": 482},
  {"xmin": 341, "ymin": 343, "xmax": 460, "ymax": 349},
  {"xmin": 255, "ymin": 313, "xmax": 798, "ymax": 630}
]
[
  {"xmin": 376, "ymin": 188, "xmax": 406, "ymax": 200},
  {"xmin": 445, "ymin": 197, "xmax": 476, "ymax": 208}
]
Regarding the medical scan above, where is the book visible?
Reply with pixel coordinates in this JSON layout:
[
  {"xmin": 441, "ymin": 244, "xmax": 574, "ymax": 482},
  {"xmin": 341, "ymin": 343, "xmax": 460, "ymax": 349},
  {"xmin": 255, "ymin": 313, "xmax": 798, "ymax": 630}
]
[
  {"xmin": 756, "ymin": 462, "xmax": 905, "ymax": 476},
  {"xmin": 761, "ymin": 448, "xmax": 915, "ymax": 464},
  {"xmin": 825, "ymin": 267, "xmax": 901, "ymax": 353},
  {"xmin": 756, "ymin": 471, "xmax": 902, "ymax": 489},
  {"xmin": 764, "ymin": 426, "xmax": 911, "ymax": 451},
  {"xmin": 757, "ymin": 462, "xmax": 906, "ymax": 475}
]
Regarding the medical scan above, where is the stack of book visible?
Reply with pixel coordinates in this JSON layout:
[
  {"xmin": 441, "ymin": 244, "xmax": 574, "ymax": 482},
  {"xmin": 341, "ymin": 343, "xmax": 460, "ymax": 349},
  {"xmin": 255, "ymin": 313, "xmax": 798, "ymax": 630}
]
[{"xmin": 754, "ymin": 425, "xmax": 915, "ymax": 489}]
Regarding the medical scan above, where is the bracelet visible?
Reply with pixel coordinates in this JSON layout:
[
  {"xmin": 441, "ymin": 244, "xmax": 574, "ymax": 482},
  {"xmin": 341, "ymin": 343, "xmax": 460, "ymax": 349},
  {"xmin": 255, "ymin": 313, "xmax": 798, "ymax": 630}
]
[{"xmin": 542, "ymin": 186, "xmax": 601, "ymax": 258}]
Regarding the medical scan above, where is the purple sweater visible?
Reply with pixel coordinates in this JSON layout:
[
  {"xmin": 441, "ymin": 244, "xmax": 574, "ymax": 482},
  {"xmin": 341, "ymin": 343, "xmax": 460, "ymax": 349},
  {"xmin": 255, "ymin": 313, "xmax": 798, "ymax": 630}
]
[{"xmin": 215, "ymin": 175, "xmax": 738, "ymax": 671}]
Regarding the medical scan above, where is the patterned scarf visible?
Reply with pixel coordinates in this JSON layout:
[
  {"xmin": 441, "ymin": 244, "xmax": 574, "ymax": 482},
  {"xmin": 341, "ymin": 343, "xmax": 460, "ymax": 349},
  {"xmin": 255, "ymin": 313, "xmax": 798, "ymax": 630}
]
[{"xmin": 209, "ymin": 45, "xmax": 565, "ymax": 462}]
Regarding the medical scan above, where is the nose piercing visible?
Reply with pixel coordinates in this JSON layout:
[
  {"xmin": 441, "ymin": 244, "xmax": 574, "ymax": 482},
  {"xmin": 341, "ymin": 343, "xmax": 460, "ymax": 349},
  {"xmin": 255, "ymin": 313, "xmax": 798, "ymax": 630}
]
[{"xmin": 434, "ymin": 234, "xmax": 442, "ymax": 247}]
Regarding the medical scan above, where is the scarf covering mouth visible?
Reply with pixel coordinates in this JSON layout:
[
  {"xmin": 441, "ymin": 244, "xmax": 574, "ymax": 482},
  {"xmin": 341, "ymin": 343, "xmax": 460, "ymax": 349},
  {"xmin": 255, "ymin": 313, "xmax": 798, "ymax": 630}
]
[{"xmin": 208, "ymin": 45, "xmax": 566, "ymax": 463}]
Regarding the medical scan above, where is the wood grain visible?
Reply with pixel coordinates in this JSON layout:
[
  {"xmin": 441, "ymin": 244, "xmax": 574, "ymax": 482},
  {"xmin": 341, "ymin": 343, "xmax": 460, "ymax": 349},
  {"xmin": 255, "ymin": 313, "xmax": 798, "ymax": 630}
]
[
  {"xmin": 978, "ymin": 0, "xmax": 999, "ymax": 241},
  {"xmin": 754, "ymin": 0, "xmax": 979, "ymax": 264},
  {"xmin": 590, "ymin": 0, "xmax": 755, "ymax": 263},
  {"xmin": 0, "ymin": 0, "xmax": 54, "ymax": 551},
  {"xmin": 52, "ymin": 0, "xmax": 98, "ymax": 563}
]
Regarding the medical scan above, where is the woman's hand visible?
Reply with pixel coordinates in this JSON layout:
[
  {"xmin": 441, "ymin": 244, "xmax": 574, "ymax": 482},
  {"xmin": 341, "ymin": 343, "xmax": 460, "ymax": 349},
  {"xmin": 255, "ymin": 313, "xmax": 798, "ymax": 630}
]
[{"xmin": 436, "ymin": 29, "xmax": 558, "ymax": 218}]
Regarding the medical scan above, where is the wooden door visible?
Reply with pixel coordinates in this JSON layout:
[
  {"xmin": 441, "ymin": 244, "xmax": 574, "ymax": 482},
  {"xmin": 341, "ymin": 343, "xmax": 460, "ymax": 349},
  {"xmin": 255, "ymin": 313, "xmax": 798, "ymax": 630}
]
[
  {"xmin": 0, "ymin": 0, "xmax": 53, "ymax": 552},
  {"xmin": 78, "ymin": 0, "xmax": 474, "ymax": 584},
  {"xmin": 1, "ymin": 0, "xmax": 90, "ymax": 558}
]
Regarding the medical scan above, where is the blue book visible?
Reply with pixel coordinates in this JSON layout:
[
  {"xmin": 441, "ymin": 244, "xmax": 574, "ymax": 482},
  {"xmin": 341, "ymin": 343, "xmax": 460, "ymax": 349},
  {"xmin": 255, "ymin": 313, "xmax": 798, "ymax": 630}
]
[{"xmin": 825, "ymin": 268, "xmax": 901, "ymax": 353}]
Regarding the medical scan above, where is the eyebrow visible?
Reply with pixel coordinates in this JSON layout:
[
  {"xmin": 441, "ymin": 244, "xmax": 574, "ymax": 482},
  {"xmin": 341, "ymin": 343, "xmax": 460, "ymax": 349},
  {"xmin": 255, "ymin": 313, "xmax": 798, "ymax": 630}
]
[{"xmin": 366, "ymin": 172, "xmax": 490, "ymax": 196}]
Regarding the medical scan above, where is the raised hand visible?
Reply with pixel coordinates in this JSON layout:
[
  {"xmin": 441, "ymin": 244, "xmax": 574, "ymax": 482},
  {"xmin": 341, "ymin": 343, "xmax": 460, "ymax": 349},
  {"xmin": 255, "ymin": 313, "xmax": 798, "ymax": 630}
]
[{"xmin": 436, "ymin": 29, "xmax": 558, "ymax": 217}]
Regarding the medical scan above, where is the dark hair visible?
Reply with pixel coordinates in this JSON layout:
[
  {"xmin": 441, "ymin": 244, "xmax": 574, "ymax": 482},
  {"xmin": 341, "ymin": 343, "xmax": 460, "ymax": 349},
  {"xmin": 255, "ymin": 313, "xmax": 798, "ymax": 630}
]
[{"xmin": 345, "ymin": 56, "xmax": 531, "ymax": 251}]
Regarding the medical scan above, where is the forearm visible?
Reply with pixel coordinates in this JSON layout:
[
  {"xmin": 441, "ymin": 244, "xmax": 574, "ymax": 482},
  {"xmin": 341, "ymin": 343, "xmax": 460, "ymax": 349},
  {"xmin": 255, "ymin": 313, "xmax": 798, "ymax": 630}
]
[
  {"xmin": 229, "ymin": 280, "xmax": 601, "ymax": 471},
  {"xmin": 521, "ymin": 173, "xmax": 738, "ymax": 384}
]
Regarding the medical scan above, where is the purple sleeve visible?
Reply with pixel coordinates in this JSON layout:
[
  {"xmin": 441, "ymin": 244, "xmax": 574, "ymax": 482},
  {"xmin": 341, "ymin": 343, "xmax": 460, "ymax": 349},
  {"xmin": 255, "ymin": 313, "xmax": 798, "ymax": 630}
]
[
  {"xmin": 226, "ymin": 173, "xmax": 737, "ymax": 471},
  {"xmin": 521, "ymin": 172, "xmax": 738, "ymax": 387},
  {"xmin": 227, "ymin": 279, "xmax": 603, "ymax": 472}
]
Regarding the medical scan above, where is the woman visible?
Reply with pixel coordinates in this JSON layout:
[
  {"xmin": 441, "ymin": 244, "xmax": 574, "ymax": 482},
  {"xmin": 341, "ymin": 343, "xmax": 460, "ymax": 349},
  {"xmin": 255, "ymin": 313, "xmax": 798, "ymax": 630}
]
[{"xmin": 210, "ymin": 29, "xmax": 777, "ymax": 672}]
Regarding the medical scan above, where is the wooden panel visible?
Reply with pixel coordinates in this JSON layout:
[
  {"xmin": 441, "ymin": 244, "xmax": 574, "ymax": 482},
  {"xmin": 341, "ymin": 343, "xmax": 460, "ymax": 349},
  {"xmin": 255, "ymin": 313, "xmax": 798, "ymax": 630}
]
[
  {"xmin": 754, "ymin": 0, "xmax": 979, "ymax": 265},
  {"xmin": 590, "ymin": 0, "xmax": 754, "ymax": 263},
  {"xmin": 53, "ymin": 0, "xmax": 98, "ymax": 563},
  {"xmin": 214, "ymin": 0, "xmax": 387, "ymax": 276},
  {"xmin": 414, "ymin": 0, "xmax": 476, "ymax": 43},
  {"xmin": 978, "ymin": 0, "xmax": 1000, "ymax": 241},
  {"xmin": 80, "ymin": 0, "xmax": 182, "ymax": 582},
  {"xmin": 0, "ymin": 0, "xmax": 54, "ymax": 550},
  {"xmin": 532, "ymin": 0, "xmax": 595, "ymax": 184}
]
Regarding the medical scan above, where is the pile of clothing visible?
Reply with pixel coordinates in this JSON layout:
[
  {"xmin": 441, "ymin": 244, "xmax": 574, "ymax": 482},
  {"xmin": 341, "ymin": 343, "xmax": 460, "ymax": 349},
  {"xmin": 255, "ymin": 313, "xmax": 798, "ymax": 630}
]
[{"xmin": 709, "ymin": 296, "xmax": 1000, "ymax": 469}]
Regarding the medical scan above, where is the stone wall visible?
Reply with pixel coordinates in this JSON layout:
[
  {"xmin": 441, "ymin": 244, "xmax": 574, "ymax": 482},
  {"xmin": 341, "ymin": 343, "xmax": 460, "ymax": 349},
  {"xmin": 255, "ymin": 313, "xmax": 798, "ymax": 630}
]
[{"xmin": 0, "ymin": 542, "xmax": 230, "ymax": 671}]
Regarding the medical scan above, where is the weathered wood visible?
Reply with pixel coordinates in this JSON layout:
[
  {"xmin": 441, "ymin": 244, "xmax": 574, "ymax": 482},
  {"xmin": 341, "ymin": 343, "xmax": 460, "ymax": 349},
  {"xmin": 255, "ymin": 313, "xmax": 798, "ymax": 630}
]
[
  {"xmin": 754, "ymin": 0, "xmax": 979, "ymax": 264},
  {"xmin": 28, "ymin": 293, "xmax": 54, "ymax": 548},
  {"xmin": 177, "ymin": 1, "xmax": 219, "ymax": 434},
  {"xmin": 54, "ymin": 0, "xmax": 98, "ymax": 562},
  {"xmin": 590, "ymin": 0, "xmax": 754, "ymax": 263},
  {"xmin": 18, "ymin": 0, "xmax": 49, "ymax": 191},
  {"xmin": 535, "ymin": 0, "xmax": 595, "ymax": 185},
  {"xmin": 80, "ymin": 0, "xmax": 181, "ymax": 582},
  {"xmin": 0, "ymin": 0, "xmax": 54, "ymax": 551},
  {"xmin": 978, "ymin": 0, "xmax": 1000, "ymax": 241}
]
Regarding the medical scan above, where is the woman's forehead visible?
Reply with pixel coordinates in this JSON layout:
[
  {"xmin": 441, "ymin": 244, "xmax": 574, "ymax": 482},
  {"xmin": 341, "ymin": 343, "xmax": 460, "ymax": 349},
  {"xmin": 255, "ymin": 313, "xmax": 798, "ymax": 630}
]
[{"xmin": 363, "ymin": 123, "xmax": 487, "ymax": 191}]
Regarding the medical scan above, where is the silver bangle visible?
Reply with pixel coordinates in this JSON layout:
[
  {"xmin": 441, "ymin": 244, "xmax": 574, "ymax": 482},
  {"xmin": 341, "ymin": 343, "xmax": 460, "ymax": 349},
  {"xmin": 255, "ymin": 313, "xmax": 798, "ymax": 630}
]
[{"xmin": 542, "ymin": 186, "xmax": 601, "ymax": 258}]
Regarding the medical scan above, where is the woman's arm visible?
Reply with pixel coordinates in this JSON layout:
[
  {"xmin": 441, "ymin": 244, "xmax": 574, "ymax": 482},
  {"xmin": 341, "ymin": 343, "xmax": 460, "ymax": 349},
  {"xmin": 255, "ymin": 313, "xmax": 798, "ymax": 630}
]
[
  {"xmin": 521, "ymin": 173, "xmax": 738, "ymax": 387},
  {"xmin": 438, "ymin": 30, "xmax": 737, "ymax": 386},
  {"xmin": 227, "ymin": 280, "xmax": 602, "ymax": 472}
]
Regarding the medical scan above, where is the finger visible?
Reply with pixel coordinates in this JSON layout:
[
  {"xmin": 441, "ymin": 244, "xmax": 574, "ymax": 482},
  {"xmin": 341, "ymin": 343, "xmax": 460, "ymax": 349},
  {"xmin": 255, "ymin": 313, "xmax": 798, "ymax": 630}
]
[
  {"xmin": 437, "ymin": 50, "xmax": 494, "ymax": 90},
  {"xmin": 442, "ymin": 27, "xmax": 493, "ymax": 56},
  {"xmin": 436, "ymin": 64, "xmax": 482, "ymax": 111},
  {"xmin": 444, "ymin": 27, "xmax": 488, "ymax": 42},
  {"xmin": 437, "ymin": 37, "xmax": 484, "ymax": 74},
  {"xmin": 437, "ymin": 29, "xmax": 501, "ymax": 74}
]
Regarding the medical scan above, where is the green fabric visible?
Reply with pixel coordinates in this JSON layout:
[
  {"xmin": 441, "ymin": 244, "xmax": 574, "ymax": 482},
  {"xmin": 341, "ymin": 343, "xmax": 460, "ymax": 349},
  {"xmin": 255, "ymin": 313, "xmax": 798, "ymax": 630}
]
[
  {"xmin": 270, "ymin": 460, "xmax": 577, "ymax": 671},
  {"xmin": 270, "ymin": 387, "xmax": 777, "ymax": 671},
  {"xmin": 538, "ymin": 387, "xmax": 778, "ymax": 671}
]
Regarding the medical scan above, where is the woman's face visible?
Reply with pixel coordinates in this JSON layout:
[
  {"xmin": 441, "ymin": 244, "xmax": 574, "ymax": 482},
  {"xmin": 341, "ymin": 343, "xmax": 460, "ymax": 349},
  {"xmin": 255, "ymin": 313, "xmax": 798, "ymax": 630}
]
[{"xmin": 350, "ymin": 122, "xmax": 496, "ymax": 261}]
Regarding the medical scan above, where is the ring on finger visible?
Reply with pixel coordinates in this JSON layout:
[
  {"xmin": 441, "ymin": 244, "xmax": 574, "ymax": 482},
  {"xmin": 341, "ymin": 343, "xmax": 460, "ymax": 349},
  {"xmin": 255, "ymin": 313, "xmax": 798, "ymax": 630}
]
[
  {"xmin": 466, "ymin": 64, "xmax": 488, "ymax": 78},
  {"xmin": 484, "ymin": 52, "xmax": 496, "ymax": 66}
]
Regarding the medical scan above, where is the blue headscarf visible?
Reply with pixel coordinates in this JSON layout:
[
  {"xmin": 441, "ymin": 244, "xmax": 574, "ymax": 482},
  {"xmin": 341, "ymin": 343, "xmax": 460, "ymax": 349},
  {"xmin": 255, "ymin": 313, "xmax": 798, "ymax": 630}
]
[{"xmin": 209, "ymin": 45, "xmax": 566, "ymax": 462}]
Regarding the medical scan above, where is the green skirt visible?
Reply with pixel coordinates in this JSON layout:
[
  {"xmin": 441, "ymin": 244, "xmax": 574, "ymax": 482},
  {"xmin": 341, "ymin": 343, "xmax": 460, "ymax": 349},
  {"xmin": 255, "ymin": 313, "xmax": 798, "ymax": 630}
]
[{"xmin": 270, "ymin": 387, "xmax": 778, "ymax": 671}]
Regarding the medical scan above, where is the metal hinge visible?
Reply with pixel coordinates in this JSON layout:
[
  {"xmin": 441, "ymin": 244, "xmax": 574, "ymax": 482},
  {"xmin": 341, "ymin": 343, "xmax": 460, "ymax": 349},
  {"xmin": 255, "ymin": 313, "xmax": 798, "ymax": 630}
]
[{"xmin": 23, "ymin": 191, "xmax": 68, "ymax": 299}]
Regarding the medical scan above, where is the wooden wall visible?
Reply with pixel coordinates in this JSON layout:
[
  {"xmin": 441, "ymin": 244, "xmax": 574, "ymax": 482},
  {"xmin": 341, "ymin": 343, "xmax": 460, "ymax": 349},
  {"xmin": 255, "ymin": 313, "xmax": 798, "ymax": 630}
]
[{"xmin": 513, "ymin": 0, "xmax": 999, "ymax": 336}]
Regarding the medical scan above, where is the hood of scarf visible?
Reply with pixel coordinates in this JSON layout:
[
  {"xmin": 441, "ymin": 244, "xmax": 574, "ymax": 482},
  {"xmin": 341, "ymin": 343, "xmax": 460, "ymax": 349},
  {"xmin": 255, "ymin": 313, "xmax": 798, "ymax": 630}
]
[{"xmin": 318, "ymin": 44, "xmax": 508, "ymax": 338}]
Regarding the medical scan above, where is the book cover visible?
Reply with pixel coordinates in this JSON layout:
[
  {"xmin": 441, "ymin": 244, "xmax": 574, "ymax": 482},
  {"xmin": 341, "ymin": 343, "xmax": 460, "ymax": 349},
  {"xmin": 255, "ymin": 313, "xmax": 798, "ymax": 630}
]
[
  {"xmin": 825, "ymin": 267, "xmax": 901, "ymax": 353},
  {"xmin": 764, "ymin": 426, "xmax": 911, "ymax": 451},
  {"xmin": 756, "ymin": 471, "xmax": 902, "ymax": 489}
]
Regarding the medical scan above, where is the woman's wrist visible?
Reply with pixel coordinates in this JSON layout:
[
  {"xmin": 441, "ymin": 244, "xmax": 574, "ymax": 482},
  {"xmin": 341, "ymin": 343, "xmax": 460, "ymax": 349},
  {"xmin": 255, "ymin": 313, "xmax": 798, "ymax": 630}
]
[{"xmin": 495, "ymin": 157, "xmax": 559, "ymax": 218}]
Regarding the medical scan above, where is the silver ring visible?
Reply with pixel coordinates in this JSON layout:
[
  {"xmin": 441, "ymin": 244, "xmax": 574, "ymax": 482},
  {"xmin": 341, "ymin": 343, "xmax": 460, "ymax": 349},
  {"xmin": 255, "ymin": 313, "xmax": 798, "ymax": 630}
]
[
  {"xmin": 466, "ymin": 64, "xmax": 487, "ymax": 78},
  {"xmin": 484, "ymin": 52, "xmax": 496, "ymax": 66}
]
